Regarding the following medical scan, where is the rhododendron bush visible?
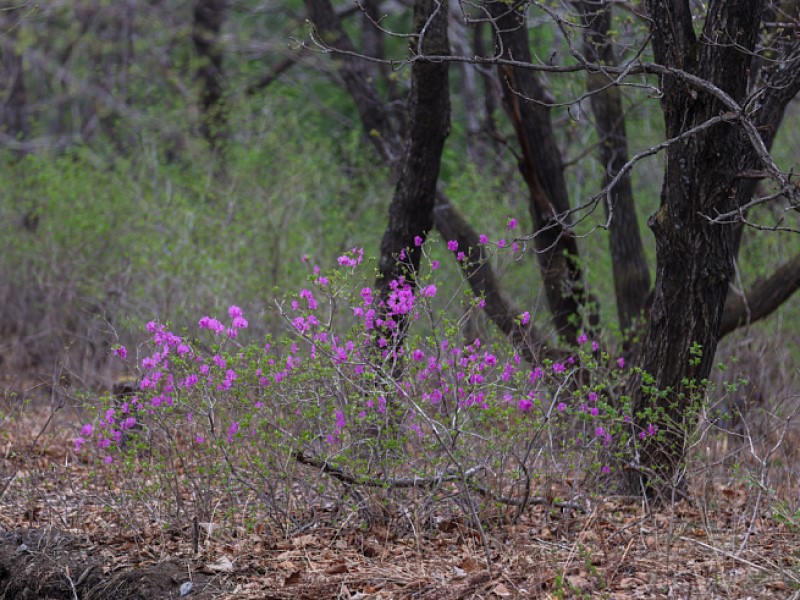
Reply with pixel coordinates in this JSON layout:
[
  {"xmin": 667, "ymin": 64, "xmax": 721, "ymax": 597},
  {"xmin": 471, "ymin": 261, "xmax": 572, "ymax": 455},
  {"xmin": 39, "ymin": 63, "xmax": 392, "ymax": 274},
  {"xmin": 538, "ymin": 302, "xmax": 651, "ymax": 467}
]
[{"xmin": 77, "ymin": 239, "xmax": 654, "ymax": 533}]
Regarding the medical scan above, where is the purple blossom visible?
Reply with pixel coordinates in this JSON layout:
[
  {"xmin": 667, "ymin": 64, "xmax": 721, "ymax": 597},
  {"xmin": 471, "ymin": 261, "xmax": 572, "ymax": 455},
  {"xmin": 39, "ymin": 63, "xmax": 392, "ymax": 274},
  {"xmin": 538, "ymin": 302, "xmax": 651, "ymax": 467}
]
[
  {"xmin": 414, "ymin": 235, "xmax": 424, "ymax": 247},
  {"xmin": 518, "ymin": 397, "xmax": 534, "ymax": 412},
  {"xmin": 421, "ymin": 284, "xmax": 437, "ymax": 298},
  {"xmin": 479, "ymin": 234, "xmax": 488, "ymax": 244},
  {"xmin": 227, "ymin": 421, "xmax": 239, "ymax": 443},
  {"xmin": 447, "ymin": 240, "xmax": 459, "ymax": 252},
  {"xmin": 112, "ymin": 346, "xmax": 127, "ymax": 359},
  {"xmin": 507, "ymin": 217, "xmax": 518, "ymax": 230}
]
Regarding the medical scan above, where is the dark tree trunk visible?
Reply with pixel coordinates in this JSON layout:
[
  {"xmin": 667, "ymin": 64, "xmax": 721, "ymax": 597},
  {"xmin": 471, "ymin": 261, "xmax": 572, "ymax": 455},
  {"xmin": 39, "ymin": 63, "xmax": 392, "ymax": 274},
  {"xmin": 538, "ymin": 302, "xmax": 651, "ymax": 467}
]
[
  {"xmin": 192, "ymin": 0, "xmax": 228, "ymax": 151},
  {"xmin": 473, "ymin": 21, "xmax": 501, "ymax": 145},
  {"xmin": 486, "ymin": 0, "xmax": 590, "ymax": 345},
  {"xmin": 577, "ymin": 0, "xmax": 650, "ymax": 333},
  {"xmin": 305, "ymin": 0, "xmax": 401, "ymax": 164},
  {"xmin": 623, "ymin": 0, "xmax": 764, "ymax": 497},
  {"xmin": 434, "ymin": 193, "xmax": 558, "ymax": 363},
  {"xmin": 0, "ymin": 6, "xmax": 30, "ymax": 152},
  {"xmin": 721, "ymin": 253, "xmax": 800, "ymax": 336},
  {"xmin": 305, "ymin": 0, "xmax": 562, "ymax": 364},
  {"xmin": 376, "ymin": 0, "xmax": 450, "ymax": 297}
]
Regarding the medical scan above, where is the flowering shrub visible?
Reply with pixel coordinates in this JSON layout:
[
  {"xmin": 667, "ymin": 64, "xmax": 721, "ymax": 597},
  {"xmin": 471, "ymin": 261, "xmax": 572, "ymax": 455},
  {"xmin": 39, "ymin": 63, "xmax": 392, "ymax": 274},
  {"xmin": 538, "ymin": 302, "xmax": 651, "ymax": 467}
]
[{"xmin": 78, "ymin": 236, "xmax": 665, "ymax": 534}]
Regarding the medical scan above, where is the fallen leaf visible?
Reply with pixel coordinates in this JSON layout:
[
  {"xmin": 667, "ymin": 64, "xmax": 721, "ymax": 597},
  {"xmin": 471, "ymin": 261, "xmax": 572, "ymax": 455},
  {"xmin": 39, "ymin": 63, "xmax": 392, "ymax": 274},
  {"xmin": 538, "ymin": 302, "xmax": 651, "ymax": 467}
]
[
  {"xmin": 459, "ymin": 556, "xmax": 480, "ymax": 573},
  {"xmin": 325, "ymin": 561, "xmax": 349, "ymax": 574},
  {"xmin": 204, "ymin": 555, "xmax": 234, "ymax": 573},
  {"xmin": 492, "ymin": 582, "xmax": 512, "ymax": 597},
  {"xmin": 283, "ymin": 570, "xmax": 302, "ymax": 585}
]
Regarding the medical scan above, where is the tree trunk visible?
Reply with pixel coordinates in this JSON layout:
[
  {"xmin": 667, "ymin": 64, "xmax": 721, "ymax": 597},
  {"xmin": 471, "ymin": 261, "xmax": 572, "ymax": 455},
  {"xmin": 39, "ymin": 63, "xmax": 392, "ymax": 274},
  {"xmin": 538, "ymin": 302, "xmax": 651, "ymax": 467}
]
[
  {"xmin": 305, "ymin": 0, "xmax": 400, "ymax": 164},
  {"xmin": 433, "ymin": 192, "xmax": 558, "ymax": 362},
  {"xmin": 192, "ymin": 0, "xmax": 228, "ymax": 152},
  {"xmin": 623, "ymin": 0, "xmax": 764, "ymax": 497},
  {"xmin": 577, "ymin": 0, "xmax": 650, "ymax": 333},
  {"xmin": 486, "ymin": 0, "xmax": 590, "ymax": 345},
  {"xmin": 0, "ymin": 6, "xmax": 30, "ymax": 153},
  {"xmin": 376, "ymin": 0, "xmax": 450, "ymax": 298}
]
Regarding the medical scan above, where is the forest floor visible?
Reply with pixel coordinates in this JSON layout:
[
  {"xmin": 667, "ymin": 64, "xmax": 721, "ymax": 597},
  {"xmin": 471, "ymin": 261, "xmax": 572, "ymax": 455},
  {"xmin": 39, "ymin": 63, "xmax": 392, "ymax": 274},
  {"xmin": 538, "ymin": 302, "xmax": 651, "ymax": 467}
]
[{"xmin": 0, "ymin": 396, "xmax": 798, "ymax": 599}]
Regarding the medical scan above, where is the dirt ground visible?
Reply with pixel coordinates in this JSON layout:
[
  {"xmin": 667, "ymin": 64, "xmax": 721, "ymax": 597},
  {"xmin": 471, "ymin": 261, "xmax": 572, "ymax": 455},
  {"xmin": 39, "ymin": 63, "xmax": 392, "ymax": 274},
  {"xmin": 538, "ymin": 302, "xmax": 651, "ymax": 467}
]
[{"xmin": 1, "ymin": 396, "xmax": 799, "ymax": 599}]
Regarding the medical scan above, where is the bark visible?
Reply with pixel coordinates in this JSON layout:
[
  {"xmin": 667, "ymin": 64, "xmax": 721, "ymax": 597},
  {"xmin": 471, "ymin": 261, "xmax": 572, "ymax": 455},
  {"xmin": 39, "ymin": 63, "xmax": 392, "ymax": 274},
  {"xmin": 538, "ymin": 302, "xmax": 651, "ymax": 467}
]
[
  {"xmin": 0, "ymin": 6, "xmax": 29, "ymax": 154},
  {"xmin": 624, "ymin": 0, "xmax": 764, "ymax": 497},
  {"xmin": 433, "ymin": 193, "xmax": 557, "ymax": 362},
  {"xmin": 577, "ymin": 0, "xmax": 650, "ymax": 333},
  {"xmin": 486, "ymin": 0, "xmax": 590, "ymax": 345},
  {"xmin": 192, "ymin": 0, "xmax": 228, "ymax": 150},
  {"xmin": 306, "ymin": 0, "xmax": 558, "ymax": 363},
  {"xmin": 721, "ymin": 253, "xmax": 800, "ymax": 336},
  {"xmin": 305, "ymin": 0, "xmax": 401, "ymax": 164},
  {"xmin": 376, "ymin": 0, "xmax": 450, "ymax": 296},
  {"xmin": 473, "ymin": 21, "xmax": 500, "ymax": 144}
]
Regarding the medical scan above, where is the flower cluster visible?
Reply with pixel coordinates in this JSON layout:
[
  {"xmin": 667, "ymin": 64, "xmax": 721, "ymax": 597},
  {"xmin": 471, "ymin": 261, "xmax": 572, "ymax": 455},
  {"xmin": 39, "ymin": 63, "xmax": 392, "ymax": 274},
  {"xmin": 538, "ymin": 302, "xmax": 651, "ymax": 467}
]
[{"xmin": 78, "ymin": 232, "xmax": 648, "ymax": 487}]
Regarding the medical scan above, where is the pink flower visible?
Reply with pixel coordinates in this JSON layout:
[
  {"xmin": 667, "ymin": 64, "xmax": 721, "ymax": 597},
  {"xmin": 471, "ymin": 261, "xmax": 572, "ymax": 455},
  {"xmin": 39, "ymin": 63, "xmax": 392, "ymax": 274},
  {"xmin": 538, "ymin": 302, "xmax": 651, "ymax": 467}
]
[
  {"xmin": 229, "ymin": 305, "xmax": 243, "ymax": 319},
  {"xmin": 518, "ymin": 397, "xmax": 534, "ymax": 412},
  {"xmin": 421, "ymin": 285, "xmax": 437, "ymax": 298},
  {"xmin": 520, "ymin": 311, "xmax": 530, "ymax": 325},
  {"xmin": 457, "ymin": 251, "xmax": 467, "ymax": 262},
  {"xmin": 414, "ymin": 235, "xmax": 424, "ymax": 247},
  {"xmin": 431, "ymin": 260, "xmax": 439, "ymax": 270},
  {"xmin": 552, "ymin": 362, "xmax": 566, "ymax": 374},
  {"xmin": 617, "ymin": 357, "xmax": 625, "ymax": 368},
  {"xmin": 112, "ymin": 346, "xmax": 127, "ymax": 359},
  {"xmin": 478, "ymin": 234, "xmax": 488, "ymax": 244},
  {"xmin": 577, "ymin": 333, "xmax": 588, "ymax": 345},
  {"xmin": 227, "ymin": 421, "xmax": 239, "ymax": 443},
  {"xmin": 447, "ymin": 240, "xmax": 459, "ymax": 252},
  {"xmin": 507, "ymin": 217, "xmax": 518, "ymax": 230}
]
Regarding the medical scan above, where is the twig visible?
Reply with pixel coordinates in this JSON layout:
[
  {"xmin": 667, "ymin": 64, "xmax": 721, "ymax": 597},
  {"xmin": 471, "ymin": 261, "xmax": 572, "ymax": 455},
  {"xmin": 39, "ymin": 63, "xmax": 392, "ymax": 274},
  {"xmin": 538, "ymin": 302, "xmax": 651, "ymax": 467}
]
[
  {"xmin": 292, "ymin": 451, "xmax": 584, "ymax": 511},
  {"xmin": 679, "ymin": 535, "xmax": 800, "ymax": 584}
]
